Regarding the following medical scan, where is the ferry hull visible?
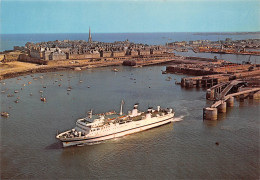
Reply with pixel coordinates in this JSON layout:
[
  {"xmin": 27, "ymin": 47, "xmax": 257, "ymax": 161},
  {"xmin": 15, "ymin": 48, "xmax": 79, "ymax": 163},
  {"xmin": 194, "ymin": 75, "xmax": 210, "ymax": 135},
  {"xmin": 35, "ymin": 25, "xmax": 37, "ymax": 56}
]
[{"xmin": 61, "ymin": 116, "xmax": 173, "ymax": 147}]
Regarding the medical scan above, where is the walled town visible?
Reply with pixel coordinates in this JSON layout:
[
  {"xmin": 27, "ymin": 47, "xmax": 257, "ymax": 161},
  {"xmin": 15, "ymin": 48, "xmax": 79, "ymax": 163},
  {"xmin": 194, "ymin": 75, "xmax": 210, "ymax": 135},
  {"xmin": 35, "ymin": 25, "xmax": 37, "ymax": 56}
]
[
  {"xmin": 0, "ymin": 29, "xmax": 180, "ymax": 80},
  {"xmin": 3, "ymin": 28, "xmax": 172, "ymax": 65}
]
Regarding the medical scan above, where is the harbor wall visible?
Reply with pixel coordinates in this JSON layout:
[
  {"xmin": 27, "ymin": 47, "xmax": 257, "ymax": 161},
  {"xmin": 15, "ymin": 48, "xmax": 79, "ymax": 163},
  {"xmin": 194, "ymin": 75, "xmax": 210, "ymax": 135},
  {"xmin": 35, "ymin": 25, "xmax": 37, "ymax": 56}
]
[
  {"xmin": 166, "ymin": 66, "xmax": 220, "ymax": 76},
  {"xmin": 19, "ymin": 54, "xmax": 48, "ymax": 65}
]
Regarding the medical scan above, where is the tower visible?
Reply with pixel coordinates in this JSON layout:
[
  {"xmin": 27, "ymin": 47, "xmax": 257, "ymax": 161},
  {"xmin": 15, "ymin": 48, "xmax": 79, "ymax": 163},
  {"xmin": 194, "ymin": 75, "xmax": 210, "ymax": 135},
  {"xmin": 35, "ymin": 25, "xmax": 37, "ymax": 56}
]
[{"xmin": 88, "ymin": 27, "xmax": 92, "ymax": 43}]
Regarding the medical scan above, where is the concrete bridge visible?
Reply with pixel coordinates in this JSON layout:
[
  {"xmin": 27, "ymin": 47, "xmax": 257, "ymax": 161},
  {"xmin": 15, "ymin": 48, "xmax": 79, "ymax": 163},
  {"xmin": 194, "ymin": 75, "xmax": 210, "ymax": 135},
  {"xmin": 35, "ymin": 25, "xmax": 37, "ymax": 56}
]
[
  {"xmin": 206, "ymin": 80, "xmax": 246, "ymax": 100},
  {"xmin": 203, "ymin": 87, "xmax": 260, "ymax": 120}
]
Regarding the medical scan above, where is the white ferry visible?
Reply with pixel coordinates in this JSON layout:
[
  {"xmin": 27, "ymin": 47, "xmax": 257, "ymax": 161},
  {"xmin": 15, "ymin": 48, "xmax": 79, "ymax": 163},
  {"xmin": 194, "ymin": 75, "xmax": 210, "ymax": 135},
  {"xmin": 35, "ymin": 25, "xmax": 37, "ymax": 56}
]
[{"xmin": 56, "ymin": 101, "xmax": 174, "ymax": 147}]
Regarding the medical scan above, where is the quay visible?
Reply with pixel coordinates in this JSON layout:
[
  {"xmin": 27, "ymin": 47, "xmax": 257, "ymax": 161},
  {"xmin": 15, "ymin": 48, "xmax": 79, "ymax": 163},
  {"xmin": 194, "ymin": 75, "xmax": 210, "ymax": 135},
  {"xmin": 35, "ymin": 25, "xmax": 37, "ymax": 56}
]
[
  {"xmin": 166, "ymin": 62, "xmax": 260, "ymax": 89},
  {"xmin": 181, "ymin": 69, "xmax": 260, "ymax": 89}
]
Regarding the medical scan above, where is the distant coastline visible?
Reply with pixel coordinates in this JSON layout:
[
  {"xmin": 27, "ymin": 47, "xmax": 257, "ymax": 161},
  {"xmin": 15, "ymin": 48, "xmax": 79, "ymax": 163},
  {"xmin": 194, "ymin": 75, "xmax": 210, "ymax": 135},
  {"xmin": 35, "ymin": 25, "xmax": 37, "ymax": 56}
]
[
  {"xmin": 193, "ymin": 32, "xmax": 260, "ymax": 36},
  {"xmin": 1, "ymin": 32, "xmax": 260, "ymax": 52}
]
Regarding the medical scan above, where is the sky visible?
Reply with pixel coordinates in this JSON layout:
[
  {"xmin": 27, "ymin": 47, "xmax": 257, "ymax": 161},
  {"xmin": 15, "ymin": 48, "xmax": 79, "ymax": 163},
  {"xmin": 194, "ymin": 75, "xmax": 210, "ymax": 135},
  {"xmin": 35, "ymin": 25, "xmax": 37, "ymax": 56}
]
[{"xmin": 1, "ymin": 0, "xmax": 260, "ymax": 34}]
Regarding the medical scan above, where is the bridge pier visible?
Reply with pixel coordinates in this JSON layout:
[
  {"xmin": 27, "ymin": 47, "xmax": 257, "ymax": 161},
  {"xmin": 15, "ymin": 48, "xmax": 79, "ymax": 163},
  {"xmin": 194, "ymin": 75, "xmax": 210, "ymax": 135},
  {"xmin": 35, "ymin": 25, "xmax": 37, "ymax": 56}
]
[
  {"xmin": 217, "ymin": 102, "xmax": 226, "ymax": 113},
  {"xmin": 181, "ymin": 79, "xmax": 185, "ymax": 87},
  {"xmin": 203, "ymin": 107, "xmax": 218, "ymax": 120},
  {"xmin": 206, "ymin": 89, "xmax": 214, "ymax": 100},
  {"xmin": 249, "ymin": 91, "xmax": 260, "ymax": 99},
  {"xmin": 226, "ymin": 97, "xmax": 234, "ymax": 107},
  {"xmin": 196, "ymin": 79, "xmax": 202, "ymax": 88},
  {"xmin": 185, "ymin": 80, "xmax": 193, "ymax": 88},
  {"xmin": 239, "ymin": 94, "xmax": 245, "ymax": 102},
  {"xmin": 203, "ymin": 88, "xmax": 260, "ymax": 122},
  {"xmin": 249, "ymin": 92, "xmax": 254, "ymax": 99}
]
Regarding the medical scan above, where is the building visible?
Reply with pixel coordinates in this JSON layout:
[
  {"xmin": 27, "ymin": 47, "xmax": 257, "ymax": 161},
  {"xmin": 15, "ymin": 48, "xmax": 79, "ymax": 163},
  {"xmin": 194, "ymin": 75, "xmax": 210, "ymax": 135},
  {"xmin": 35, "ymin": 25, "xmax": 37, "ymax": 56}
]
[{"xmin": 88, "ymin": 27, "xmax": 92, "ymax": 43}]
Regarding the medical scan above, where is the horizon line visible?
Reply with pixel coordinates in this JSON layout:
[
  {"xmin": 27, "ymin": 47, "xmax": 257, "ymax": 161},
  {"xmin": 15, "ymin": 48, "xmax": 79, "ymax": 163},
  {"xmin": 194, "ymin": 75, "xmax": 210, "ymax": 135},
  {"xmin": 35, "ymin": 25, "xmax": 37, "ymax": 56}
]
[{"xmin": 1, "ymin": 31, "xmax": 260, "ymax": 35}]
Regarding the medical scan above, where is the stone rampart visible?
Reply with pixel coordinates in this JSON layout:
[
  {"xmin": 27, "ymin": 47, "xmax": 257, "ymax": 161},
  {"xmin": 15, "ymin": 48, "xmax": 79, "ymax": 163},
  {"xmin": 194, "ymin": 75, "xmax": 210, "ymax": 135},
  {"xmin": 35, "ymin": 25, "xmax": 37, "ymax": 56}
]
[{"xmin": 19, "ymin": 54, "xmax": 48, "ymax": 65}]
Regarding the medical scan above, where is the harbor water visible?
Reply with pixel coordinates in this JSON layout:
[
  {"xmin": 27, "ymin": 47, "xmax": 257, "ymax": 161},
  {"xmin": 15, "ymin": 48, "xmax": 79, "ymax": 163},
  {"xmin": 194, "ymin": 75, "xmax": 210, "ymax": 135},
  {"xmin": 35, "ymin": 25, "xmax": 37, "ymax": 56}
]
[
  {"xmin": 174, "ymin": 50, "xmax": 260, "ymax": 64},
  {"xmin": 1, "ymin": 65, "xmax": 259, "ymax": 179}
]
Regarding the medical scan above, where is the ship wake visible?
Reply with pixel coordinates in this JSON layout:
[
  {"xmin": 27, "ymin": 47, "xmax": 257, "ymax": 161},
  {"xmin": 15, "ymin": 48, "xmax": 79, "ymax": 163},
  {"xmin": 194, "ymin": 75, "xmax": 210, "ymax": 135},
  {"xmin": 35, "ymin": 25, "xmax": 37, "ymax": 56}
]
[{"xmin": 171, "ymin": 115, "xmax": 184, "ymax": 122}]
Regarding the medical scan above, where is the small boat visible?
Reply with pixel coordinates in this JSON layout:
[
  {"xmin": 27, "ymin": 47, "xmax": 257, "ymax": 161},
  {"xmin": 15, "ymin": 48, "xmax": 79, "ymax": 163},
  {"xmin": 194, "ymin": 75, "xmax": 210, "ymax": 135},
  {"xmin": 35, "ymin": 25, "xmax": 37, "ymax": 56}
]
[
  {"xmin": 40, "ymin": 97, "xmax": 46, "ymax": 102},
  {"xmin": 165, "ymin": 77, "xmax": 172, "ymax": 81},
  {"xmin": 1, "ymin": 112, "xmax": 9, "ymax": 117},
  {"xmin": 112, "ymin": 68, "xmax": 119, "ymax": 72},
  {"xmin": 133, "ymin": 65, "xmax": 142, "ymax": 68},
  {"xmin": 74, "ymin": 67, "xmax": 81, "ymax": 71},
  {"xmin": 14, "ymin": 90, "xmax": 19, "ymax": 93},
  {"xmin": 162, "ymin": 71, "xmax": 167, "ymax": 74}
]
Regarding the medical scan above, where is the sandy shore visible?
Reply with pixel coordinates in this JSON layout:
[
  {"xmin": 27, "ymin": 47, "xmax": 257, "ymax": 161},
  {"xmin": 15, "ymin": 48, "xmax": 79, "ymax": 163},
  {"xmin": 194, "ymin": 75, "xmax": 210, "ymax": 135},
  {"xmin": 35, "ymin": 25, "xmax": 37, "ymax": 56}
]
[
  {"xmin": 0, "ymin": 60, "xmax": 124, "ymax": 80},
  {"xmin": 0, "ymin": 56, "xmax": 201, "ymax": 80},
  {"xmin": 0, "ymin": 58, "xmax": 178, "ymax": 80}
]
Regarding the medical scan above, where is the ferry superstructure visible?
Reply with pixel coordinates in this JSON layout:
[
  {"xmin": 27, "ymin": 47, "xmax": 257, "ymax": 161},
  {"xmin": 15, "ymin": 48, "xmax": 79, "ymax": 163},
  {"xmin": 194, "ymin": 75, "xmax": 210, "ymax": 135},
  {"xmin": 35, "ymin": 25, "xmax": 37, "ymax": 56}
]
[{"xmin": 56, "ymin": 102, "xmax": 174, "ymax": 147}]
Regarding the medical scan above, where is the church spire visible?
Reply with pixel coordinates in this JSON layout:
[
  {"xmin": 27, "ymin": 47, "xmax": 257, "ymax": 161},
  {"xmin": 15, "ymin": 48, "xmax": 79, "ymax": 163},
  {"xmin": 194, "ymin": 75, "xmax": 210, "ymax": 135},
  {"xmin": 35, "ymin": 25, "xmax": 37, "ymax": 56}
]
[{"xmin": 88, "ymin": 27, "xmax": 92, "ymax": 43}]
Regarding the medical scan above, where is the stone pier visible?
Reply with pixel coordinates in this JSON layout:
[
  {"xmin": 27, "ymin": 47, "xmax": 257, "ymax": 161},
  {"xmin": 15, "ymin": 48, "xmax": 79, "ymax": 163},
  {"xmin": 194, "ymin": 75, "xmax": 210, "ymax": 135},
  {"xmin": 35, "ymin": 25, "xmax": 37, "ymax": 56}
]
[
  {"xmin": 249, "ymin": 91, "xmax": 260, "ymax": 99},
  {"xmin": 226, "ymin": 97, "xmax": 234, "ymax": 107},
  {"xmin": 239, "ymin": 94, "xmax": 245, "ymax": 102},
  {"xmin": 203, "ymin": 107, "xmax": 218, "ymax": 120},
  {"xmin": 217, "ymin": 102, "xmax": 227, "ymax": 113},
  {"xmin": 206, "ymin": 89, "xmax": 215, "ymax": 100}
]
